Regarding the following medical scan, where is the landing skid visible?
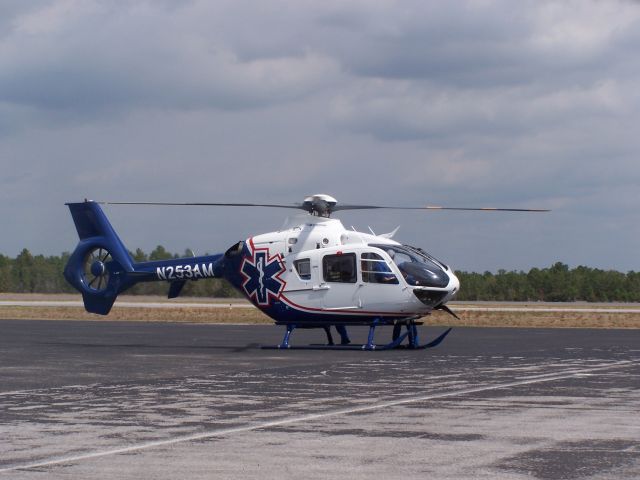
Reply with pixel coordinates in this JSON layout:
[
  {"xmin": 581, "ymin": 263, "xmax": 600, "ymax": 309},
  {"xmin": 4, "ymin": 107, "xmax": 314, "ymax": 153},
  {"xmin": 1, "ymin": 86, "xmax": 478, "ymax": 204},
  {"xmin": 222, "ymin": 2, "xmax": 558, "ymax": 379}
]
[{"xmin": 262, "ymin": 322, "xmax": 452, "ymax": 351}]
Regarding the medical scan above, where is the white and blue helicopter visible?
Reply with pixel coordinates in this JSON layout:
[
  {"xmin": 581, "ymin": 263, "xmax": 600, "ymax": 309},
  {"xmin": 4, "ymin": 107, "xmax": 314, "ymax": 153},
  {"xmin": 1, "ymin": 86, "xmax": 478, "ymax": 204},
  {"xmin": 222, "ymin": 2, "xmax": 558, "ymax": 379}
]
[{"xmin": 63, "ymin": 194, "xmax": 548, "ymax": 350}]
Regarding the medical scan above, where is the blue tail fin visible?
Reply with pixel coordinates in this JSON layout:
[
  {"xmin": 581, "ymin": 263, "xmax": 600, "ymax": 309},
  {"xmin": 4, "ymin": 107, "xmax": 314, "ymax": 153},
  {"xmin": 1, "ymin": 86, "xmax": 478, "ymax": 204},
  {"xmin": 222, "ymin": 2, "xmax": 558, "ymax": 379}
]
[{"xmin": 64, "ymin": 201, "xmax": 135, "ymax": 314}]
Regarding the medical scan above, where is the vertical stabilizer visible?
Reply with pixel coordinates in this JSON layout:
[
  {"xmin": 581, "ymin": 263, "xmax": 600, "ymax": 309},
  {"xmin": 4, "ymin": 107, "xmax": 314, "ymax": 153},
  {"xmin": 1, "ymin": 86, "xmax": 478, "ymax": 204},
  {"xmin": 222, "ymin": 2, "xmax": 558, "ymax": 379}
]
[{"xmin": 64, "ymin": 201, "xmax": 134, "ymax": 314}]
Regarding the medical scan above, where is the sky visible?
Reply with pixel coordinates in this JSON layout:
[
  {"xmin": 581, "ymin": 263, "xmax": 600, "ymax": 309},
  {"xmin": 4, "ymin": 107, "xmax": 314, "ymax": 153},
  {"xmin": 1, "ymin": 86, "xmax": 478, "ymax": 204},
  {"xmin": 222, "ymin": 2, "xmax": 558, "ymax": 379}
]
[{"xmin": 1, "ymin": 0, "xmax": 639, "ymax": 272}]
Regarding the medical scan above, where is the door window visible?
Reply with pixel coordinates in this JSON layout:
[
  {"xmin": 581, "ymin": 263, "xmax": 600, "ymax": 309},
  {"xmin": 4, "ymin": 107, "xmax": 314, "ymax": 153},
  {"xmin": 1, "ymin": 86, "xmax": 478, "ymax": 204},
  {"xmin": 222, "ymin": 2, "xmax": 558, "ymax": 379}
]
[{"xmin": 323, "ymin": 253, "xmax": 356, "ymax": 283}]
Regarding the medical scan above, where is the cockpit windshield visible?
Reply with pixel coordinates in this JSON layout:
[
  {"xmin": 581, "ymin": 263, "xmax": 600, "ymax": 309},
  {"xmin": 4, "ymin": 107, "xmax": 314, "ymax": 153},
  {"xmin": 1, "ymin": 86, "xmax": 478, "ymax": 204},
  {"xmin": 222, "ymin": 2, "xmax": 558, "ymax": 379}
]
[{"xmin": 370, "ymin": 244, "xmax": 450, "ymax": 288}]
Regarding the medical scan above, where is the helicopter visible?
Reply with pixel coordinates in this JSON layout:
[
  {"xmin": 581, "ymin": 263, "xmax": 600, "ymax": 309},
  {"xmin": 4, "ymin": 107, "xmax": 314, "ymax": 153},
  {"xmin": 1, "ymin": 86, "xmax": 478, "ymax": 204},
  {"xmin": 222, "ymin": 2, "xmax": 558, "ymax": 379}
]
[{"xmin": 63, "ymin": 194, "xmax": 548, "ymax": 350}]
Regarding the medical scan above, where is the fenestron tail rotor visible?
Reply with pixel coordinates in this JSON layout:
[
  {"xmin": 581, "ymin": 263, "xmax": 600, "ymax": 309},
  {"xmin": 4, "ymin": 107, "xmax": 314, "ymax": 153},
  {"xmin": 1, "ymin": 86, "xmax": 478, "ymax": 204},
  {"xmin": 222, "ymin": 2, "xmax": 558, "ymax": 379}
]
[{"xmin": 82, "ymin": 247, "xmax": 112, "ymax": 292}]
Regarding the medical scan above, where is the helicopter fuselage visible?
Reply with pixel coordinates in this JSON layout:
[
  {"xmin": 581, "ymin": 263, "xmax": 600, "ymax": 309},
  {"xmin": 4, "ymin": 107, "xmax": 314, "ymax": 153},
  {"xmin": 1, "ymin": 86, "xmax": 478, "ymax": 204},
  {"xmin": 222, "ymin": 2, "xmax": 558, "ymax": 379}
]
[{"xmin": 217, "ymin": 214, "xmax": 460, "ymax": 326}]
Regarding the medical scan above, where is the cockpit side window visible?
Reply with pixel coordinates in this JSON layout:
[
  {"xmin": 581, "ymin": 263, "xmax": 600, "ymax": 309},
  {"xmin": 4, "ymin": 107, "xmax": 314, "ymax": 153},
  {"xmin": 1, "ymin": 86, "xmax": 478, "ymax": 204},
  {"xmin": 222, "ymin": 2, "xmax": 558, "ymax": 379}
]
[
  {"xmin": 371, "ymin": 244, "xmax": 450, "ymax": 288},
  {"xmin": 361, "ymin": 252, "xmax": 398, "ymax": 284},
  {"xmin": 323, "ymin": 253, "xmax": 357, "ymax": 283}
]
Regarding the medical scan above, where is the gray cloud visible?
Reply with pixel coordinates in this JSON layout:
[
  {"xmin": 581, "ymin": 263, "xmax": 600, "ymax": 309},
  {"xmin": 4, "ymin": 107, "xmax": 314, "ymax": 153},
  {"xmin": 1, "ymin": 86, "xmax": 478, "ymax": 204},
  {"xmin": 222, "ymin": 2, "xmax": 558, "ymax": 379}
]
[
  {"xmin": 0, "ymin": 1, "xmax": 341, "ymax": 115},
  {"xmin": 0, "ymin": 0, "xmax": 639, "ymax": 272}
]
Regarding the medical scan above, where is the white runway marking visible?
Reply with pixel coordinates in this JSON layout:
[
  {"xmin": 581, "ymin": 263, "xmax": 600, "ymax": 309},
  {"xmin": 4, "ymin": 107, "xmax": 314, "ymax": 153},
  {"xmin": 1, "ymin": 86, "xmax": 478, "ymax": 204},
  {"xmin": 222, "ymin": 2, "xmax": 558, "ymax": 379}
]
[
  {"xmin": 0, "ymin": 360, "xmax": 633, "ymax": 474},
  {"xmin": 457, "ymin": 306, "xmax": 640, "ymax": 314}
]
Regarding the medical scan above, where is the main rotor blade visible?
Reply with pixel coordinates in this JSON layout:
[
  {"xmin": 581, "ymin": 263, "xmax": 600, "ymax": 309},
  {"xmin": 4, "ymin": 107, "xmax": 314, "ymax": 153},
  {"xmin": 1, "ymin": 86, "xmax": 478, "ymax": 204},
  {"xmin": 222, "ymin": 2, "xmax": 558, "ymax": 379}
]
[
  {"xmin": 98, "ymin": 201, "xmax": 303, "ymax": 210},
  {"xmin": 335, "ymin": 205, "xmax": 550, "ymax": 212},
  {"xmin": 97, "ymin": 201, "xmax": 549, "ymax": 213}
]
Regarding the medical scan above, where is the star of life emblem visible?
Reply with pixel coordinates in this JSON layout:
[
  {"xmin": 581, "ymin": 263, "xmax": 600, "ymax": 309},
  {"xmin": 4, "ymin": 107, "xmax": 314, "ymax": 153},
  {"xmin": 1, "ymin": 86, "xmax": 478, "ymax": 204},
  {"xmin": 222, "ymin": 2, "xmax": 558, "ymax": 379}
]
[{"xmin": 240, "ymin": 241, "xmax": 286, "ymax": 306}]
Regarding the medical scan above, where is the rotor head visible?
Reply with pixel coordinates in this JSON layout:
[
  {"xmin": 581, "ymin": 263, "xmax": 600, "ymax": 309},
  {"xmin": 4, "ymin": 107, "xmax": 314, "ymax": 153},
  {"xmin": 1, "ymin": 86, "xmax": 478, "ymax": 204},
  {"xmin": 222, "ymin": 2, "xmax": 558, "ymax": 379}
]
[{"xmin": 301, "ymin": 194, "xmax": 338, "ymax": 217}]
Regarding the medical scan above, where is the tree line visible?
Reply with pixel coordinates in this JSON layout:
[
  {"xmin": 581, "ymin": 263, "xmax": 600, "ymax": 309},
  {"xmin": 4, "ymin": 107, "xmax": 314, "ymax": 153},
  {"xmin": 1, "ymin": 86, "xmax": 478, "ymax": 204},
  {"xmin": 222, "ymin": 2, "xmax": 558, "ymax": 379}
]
[
  {"xmin": 456, "ymin": 262, "xmax": 640, "ymax": 302},
  {"xmin": 1, "ymin": 248, "xmax": 639, "ymax": 302},
  {"xmin": 0, "ymin": 247, "xmax": 241, "ymax": 298}
]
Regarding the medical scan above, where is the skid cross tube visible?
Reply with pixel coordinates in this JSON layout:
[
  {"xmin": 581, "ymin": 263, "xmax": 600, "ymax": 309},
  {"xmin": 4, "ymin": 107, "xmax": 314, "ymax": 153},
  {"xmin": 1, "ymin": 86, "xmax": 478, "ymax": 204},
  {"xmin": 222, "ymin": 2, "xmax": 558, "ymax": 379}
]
[
  {"xmin": 278, "ymin": 324, "xmax": 296, "ymax": 349},
  {"xmin": 363, "ymin": 324, "xmax": 378, "ymax": 350}
]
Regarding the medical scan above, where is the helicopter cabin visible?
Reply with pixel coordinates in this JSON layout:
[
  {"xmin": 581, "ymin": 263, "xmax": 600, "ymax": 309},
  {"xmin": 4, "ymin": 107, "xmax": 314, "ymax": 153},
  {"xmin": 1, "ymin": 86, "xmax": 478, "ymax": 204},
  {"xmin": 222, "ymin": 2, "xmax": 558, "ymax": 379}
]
[{"xmin": 247, "ymin": 215, "xmax": 455, "ymax": 313}]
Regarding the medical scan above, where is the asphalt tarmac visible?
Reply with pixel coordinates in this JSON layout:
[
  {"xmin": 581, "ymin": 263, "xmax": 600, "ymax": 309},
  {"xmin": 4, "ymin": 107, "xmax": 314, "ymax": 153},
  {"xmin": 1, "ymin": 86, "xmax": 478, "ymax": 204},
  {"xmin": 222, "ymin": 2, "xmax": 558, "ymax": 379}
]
[{"xmin": 1, "ymin": 320, "xmax": 639, "ymax": 479}]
